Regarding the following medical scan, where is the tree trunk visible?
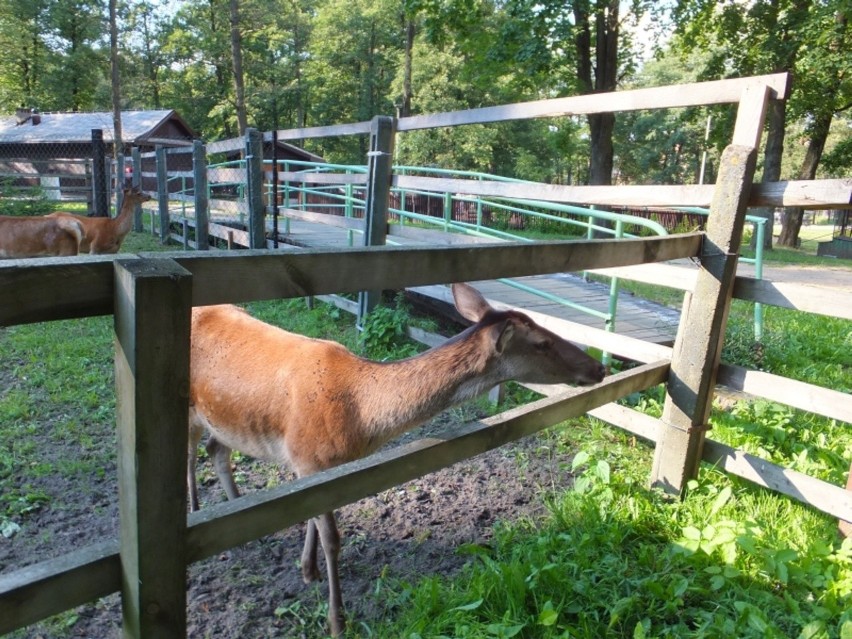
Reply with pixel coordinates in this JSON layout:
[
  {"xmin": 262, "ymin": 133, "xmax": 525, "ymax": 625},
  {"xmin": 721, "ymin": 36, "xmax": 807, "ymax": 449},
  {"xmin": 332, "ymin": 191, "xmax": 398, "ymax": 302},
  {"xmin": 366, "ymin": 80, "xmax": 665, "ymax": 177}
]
[
  {"xmin": 401, "ymin": 16, "xmax": 415, "ymax": 118},
  {"xmin": 778, "ymin": 109, "xmax": 831, "ymax": 247},
  {"xmin": 229, "ymin": 0, "xmax": 248, "ymax": 136},
  {"xmin": 109, "ymin": 0, "xmax": 123, "ymax": 159},
  {"xmin": 751, "ymin": 98, "xmax": 786, "ymax": 249}
]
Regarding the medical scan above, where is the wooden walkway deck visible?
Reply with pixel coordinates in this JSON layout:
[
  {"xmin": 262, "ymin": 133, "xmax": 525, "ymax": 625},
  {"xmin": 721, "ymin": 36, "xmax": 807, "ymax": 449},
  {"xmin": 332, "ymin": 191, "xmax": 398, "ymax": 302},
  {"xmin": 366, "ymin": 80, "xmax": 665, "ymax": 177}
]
[{"xmin": 274, "ymin": 216, "xmax": 681, "ymax": 345}]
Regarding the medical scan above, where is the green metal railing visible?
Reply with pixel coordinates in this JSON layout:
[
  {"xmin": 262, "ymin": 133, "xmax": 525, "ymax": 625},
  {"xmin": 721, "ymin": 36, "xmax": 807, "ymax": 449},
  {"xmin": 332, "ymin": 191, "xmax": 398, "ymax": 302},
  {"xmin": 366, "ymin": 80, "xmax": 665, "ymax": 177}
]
[{"xmin": 169, "ymin": 157, "xmax": 766, "ymax": 344}]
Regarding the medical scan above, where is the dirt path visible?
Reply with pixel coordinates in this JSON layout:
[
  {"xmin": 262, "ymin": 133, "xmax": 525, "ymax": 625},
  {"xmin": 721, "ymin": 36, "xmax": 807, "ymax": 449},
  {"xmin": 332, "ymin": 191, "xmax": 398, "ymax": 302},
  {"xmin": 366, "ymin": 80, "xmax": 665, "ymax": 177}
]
[
  {"xmin": 736, "ymin": 260, "xmax": 852, "ymax": 291},
  {"xmin": 1, "ymin": 409, "xmax": 576, "ymax": 639}
]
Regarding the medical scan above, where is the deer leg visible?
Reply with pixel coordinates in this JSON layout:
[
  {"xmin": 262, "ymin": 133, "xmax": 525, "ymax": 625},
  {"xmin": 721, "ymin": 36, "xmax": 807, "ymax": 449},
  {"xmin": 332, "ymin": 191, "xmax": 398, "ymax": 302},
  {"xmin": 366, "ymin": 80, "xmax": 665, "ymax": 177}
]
[
  {"xmin": 187, "ymin": 413, "xmax": 205, "ymax": 512},
  {"xmin": 301, "ymin": 519, "xmax": 322, "ymax": 583},
  {"xmin": 315, "ymin": 511, "xmax": 345, "ymax": 637},
  {"xmin": 207, "ymin": 436, "xmax": 241, "ymax": 501}
]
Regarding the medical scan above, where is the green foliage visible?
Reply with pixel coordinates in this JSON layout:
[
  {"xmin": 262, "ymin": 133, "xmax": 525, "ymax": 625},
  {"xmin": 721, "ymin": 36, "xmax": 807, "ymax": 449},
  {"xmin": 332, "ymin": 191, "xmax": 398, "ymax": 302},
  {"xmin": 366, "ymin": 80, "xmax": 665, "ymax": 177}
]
[
  {"xmin": 363, "ymin": 445, "xmax": 852, "ymax": 639},
  {"xmin": 359, "ymin": 295, "xmax": 423, "ymax": 360},
  {"xmin": 0, "ymin": 316, "xmax": 116, "ymax": 529},
  {"xmin": 0, "ymin": 180, "xmax": 55, "ymax": 216}
]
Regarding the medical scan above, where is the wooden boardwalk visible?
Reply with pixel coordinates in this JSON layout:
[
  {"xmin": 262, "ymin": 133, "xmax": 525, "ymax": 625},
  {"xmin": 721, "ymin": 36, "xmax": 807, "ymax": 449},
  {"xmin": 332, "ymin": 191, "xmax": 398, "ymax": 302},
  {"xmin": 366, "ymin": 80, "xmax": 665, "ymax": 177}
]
[{"xmin": 273, "ymin": 216, "xmax": 681, "ymax": 345}]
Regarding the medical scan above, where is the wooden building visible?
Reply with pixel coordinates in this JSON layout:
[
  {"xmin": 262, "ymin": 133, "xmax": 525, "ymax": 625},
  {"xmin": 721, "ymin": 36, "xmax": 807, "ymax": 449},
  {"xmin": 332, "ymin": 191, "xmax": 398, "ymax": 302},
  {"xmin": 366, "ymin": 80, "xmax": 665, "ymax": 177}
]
[{"xmin": 0, "ymin": 108, "xmax": 196, "ymax": 201}]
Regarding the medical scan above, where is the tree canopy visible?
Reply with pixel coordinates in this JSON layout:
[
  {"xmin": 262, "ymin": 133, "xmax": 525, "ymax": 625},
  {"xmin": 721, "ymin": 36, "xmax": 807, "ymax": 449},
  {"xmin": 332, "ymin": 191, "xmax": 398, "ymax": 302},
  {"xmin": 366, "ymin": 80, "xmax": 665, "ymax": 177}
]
[{"xmin": 0, "ymin": 0, "xmax": 849, "ymax": 243}]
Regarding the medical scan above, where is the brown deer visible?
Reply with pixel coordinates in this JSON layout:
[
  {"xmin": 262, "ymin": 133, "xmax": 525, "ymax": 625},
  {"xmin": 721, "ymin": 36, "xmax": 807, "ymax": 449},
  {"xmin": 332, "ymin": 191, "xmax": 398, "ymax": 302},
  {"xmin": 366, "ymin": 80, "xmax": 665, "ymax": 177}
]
[
  {"xmin": 48, "ymin": 187, "xmax": 150, "ymax": 254},
  {"xmin": 188, "ymin": 283, "xmax": 606, "ymax": 636},
  {"xmin": 0, "ymin": 214, "xmax": 84, "ymax": 258}
]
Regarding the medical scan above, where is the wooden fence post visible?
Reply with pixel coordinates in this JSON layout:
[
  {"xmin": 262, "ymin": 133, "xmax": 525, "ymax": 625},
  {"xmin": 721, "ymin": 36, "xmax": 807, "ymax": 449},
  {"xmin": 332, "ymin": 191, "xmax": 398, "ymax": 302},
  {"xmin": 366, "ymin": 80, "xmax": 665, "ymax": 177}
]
[
  {"xmin": 114, "ymin": 258, "xmax": 192, "ymax": 639},
  {"xmin": 245, "ymin": 128, "xmax": 265, "ymax": 249},
  {"xmin": 156, "ymin": 146, "xmax": 170, "ymax": 244},
  {"xmin": 91, "ymin": 129, "xmax": 108, "ymax": 218},
  {"xmin": 650, "ymin": 145, "xmax": 759, "ymax": 494},
  {"xmin": 132, "ymin": 147, "xmax": 143, "ymax": 232},
  {"xmin": 358, "ymin": 115, "xmax": 396, "ymax": 325},
  {"xmin": 116, "ymin": 154, "xmax": 125, "ymax": 212},
  {"xmin": 650, "ymin": 84, "xmax": 770, "ymax": 495},
  {"xmin": 193, "ymin": 140, "xmax": 210, "ymax": 250}
]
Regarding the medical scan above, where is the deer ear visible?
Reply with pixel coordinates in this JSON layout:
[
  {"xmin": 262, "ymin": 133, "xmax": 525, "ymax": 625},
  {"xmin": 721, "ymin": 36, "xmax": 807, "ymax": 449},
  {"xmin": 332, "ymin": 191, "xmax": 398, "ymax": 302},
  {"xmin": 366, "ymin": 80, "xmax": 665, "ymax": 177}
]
[
  {"xmin": 452, "ymin": 283, "xmax": 492, "ymax": 322},
  {"xmin": 492, "ymin": 320, "xmax": 515, "ymax": 354}
]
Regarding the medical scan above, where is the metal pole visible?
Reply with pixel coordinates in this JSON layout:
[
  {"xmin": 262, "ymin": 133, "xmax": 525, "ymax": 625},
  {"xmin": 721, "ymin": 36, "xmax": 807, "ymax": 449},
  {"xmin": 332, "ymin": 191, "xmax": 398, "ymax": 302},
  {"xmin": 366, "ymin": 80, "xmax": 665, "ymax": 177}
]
[
  {"xmin": 272, "ymin": 130, "xmax": 279, "ymax": 248},
  {"xmin": 91, "ymin": 129, "xmax": 109, "ymax": 217}
]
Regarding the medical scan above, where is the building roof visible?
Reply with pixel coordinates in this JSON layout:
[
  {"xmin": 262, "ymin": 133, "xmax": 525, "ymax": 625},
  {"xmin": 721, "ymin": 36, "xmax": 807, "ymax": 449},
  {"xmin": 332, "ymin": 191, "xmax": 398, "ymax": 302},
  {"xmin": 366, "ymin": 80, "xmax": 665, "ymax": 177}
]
[{"xmin": 0, "ymin": 109, "xmax": 196, "ymax": 145}]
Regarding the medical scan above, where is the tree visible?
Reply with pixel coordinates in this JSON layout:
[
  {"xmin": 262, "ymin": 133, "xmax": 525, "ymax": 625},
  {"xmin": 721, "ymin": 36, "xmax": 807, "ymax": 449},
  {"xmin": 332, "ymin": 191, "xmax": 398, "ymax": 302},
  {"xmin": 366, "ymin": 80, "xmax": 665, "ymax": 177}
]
[
  {"xmin": 229, "ymin": 0, "xmax": 248, "ymax": 134},
  {"xmin": 109, "ymin": 0, "xmax": 123, "ymax": 158},
  {"xmin": 305, "ymin": 0, "xmax": 402, "ymax": 161},
  {"xmin": 493, "ymin": 0, "xmax": 658, "ymax": 186},
  {"xmin": 674, "ymin": 0, "xmax": 813, "ymax": 249},
  {"xmin": 0, "ymin": 0, "xmax": 53, "ymax": 107},
  {"xmin": 778, "ymin": 3, "xmax": 852, "ymax": 246},
  {"xmin": 47, "ymin": 0, "xmax": 107, "ymax": 110}
]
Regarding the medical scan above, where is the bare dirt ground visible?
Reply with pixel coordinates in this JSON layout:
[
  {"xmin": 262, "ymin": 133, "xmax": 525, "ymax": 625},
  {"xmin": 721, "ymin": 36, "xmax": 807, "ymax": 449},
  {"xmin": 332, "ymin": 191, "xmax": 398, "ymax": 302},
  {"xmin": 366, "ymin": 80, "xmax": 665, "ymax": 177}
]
[{"xmin": 1, "ymin": 407, "xmax": 576, "ymax": 639}]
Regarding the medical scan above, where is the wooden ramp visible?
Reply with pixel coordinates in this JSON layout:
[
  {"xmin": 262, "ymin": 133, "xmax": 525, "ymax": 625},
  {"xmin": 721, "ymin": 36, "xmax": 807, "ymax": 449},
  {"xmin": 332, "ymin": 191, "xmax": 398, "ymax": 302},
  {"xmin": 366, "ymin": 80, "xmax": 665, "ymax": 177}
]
[{"xmin": 275, "ymin": 215, "xmax": 681, "ymax": 344}]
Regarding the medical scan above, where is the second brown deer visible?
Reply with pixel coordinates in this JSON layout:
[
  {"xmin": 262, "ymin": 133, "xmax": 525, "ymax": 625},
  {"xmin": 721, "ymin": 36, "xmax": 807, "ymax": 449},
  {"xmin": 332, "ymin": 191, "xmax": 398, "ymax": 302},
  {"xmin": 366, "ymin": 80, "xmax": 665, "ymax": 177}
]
[
  {"xmin": 0, "ymin": 214, "xmax": 84, "ymax": 258},
  {"xmin": 48, "ymin": 187, "xmax": 150, "ymax": 254},
  {"xmin": 188, "ymin": 283, "xmax": 606, "ymax": 636}
]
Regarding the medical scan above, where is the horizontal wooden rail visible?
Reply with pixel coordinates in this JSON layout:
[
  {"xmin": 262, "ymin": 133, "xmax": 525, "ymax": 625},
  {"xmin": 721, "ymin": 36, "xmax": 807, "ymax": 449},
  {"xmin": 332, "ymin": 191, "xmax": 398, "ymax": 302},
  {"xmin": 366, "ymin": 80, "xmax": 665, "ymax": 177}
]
[
  {"xmin": 590, "ymin": 262, "xmax": 852, "ymax": 320},
  {"xmin": 391, "ymin": 175, "xmax": 852, "ymax": 209},
  {"xmin": 0, "ymin": 234, "xmax": 702, "ymax": 326},
  {"xmin": 252, "ymin": 75, "xmax": 790, "ymax": 146},
  {"xmin": 717, "ymin": 364, "xmax": 852, "ymax": 424},
  {"xmin": 0, "ymin": 361, "xmax": 667, "ymax": 635},
  {"xmin": 396, "ymin": 73, "xmax": 790, "ymax": 131},
  {"xmin": 544, "ymin": 395, "xmax": 852, "ymax": 523},
  {"xmin": 270, "ymin": 170, "xmax": 368, "ymax": 186}
]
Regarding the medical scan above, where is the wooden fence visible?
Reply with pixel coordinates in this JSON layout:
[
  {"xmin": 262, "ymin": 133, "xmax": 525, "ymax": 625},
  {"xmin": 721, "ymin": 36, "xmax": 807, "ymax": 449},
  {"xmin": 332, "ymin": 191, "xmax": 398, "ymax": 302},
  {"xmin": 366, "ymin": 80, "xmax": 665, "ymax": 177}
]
[{"xmin": 1, "ymin": 72, "xmax": 851, "ymax": 638}]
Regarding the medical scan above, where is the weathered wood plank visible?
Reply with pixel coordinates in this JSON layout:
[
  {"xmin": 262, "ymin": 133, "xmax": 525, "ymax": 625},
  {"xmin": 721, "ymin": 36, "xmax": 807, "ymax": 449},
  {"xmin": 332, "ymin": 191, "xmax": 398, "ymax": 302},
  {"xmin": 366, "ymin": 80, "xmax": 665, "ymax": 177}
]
[
  {"xmin": 717, "ymin": 364, "xmax": 852, "ymax": 424},
  {"xmin": 397, "ymin": 73, "xmax": 789, "ymax": 131},
  {"xmin": 732, "ymin": 85, "xmax": 772, "ymax": 149},
  {"xmin": 0, "ymin": 542, "xmax": 120, "ymax": 635},
  {"xmin": 0, "ymin": 235, "xmax": 702, "ymax": 327},
  {"xmin": 0, "ymin": 255, "xmax": 127, "ymax": 325},
  {"xmin": 592, "ymin": 263, "xmax": 852, "ymax": 320},
  {"xmin": 270, "ymin": 120, "xmax": 373, "ymax": 142},
  {"xmin": 703, "ymin": 440, "xmax": 852, "ymax": 524},
  {"xmin": 750, "ymin": 178, "xmax": 852, "ymax": 209},
  {"xmin": 175, "ymin": 235, "xmax": 703, "ymax": 308},
  {"xmin": 269, "ymin": 170, "xmax": 368, "ymax": 186},
  {"xmin": 733, "ymin": 277, "xmax": 852, "ymax": 319},
  {"xmin": 280, "ymin": 207, "xmax": 364, "ymax": 230},
  {"xmin": 185, "ymin": 360, "xmax": 669, "ymax": 562},
  {"xmin": 207, "ymin": 166, "xmax": 247, "ymax": 183},
  {"xmin": 114, "ymin": 259, "xmax": 192, "ymax": 639},
  {"xmin": 391, "ymin": 175, "xmax": 852, "ymax": 209},
  {"xmin": 651, "ymin": 144, "xmax": 761, "ymax": 495}
]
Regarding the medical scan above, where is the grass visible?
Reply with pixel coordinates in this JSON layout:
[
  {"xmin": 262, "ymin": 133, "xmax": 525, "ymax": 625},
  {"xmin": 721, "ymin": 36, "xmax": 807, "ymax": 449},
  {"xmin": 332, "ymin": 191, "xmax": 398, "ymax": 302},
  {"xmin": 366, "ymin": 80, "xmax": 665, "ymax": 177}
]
[{"xmin": 1, "ymin": 229, "xmax": 850, "ymax": 638}]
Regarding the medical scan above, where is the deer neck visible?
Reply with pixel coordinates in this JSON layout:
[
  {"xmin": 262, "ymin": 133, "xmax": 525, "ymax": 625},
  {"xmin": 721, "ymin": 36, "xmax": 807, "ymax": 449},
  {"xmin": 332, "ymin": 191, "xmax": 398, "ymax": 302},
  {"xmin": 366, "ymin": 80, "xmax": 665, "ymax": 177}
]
[
  {"xmin": 356, "ymin": 328, "xmax": 500, "ymax": 447},
  {"xmin": 113, "ymin": 198, "xmax": 136, "ymax": 236}
]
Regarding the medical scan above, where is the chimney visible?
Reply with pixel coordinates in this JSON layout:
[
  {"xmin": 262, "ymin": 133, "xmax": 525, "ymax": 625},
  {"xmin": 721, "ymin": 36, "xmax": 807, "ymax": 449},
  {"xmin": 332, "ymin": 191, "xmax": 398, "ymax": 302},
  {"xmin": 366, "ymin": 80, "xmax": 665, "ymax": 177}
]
[
  {"xmin": 15, "ymin": 107, "xmax": 32, "ymax": 125},
  {"xmin": 31, "ymin": 109, "xmax": 41, "ymax": 125}
]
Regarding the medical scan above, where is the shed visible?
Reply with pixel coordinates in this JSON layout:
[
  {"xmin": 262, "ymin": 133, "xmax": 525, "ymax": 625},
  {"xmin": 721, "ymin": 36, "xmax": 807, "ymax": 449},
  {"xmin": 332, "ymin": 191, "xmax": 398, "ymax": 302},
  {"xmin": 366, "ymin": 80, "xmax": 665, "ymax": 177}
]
[{"xmin": 0, "ymin": 109, "xmax": 197, "ymax": 201}]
